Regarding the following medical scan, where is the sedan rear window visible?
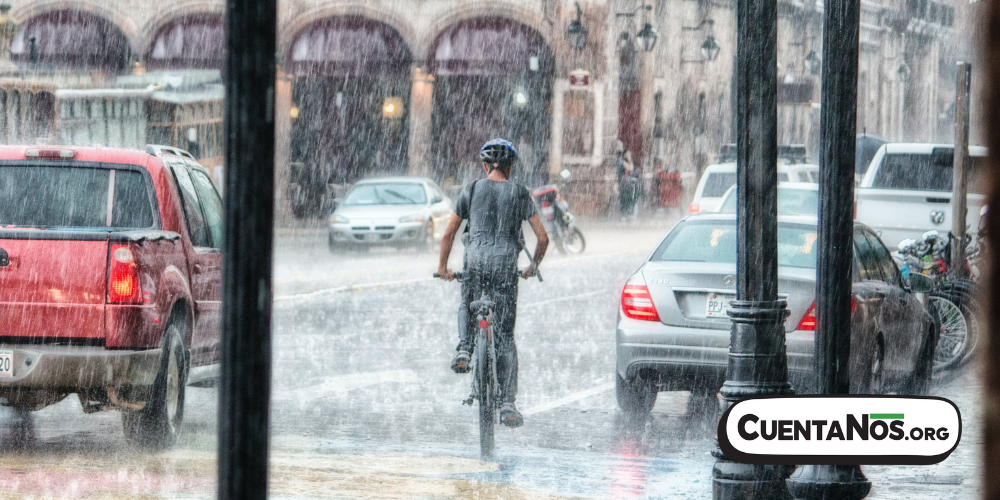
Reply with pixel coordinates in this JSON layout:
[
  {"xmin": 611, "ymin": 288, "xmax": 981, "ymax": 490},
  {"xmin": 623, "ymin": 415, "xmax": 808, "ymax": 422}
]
[
  {"xmin": 701, "ymin": 173, "xmax": 738, "ymax": 197},
  {"xmin": 343, "ymin": 183, "xmax": 427, "ymax": 206},
  {"xmin": 652, "ymin": 220, "xmax": 818, "ymax": 268},
  {"xmin": 718, "ymin": 187, "xmax": 819, "ymax": 215},
  {"xmin": 0, "ymin": 165, "xmax": 155, "ymax": 229}
]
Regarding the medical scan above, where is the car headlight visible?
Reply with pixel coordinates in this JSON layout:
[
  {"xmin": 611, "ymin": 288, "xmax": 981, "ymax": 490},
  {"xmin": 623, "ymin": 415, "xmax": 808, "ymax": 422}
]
[
  {"xmin": 331, "ymin": 214, "xmax": 349, "ymax": 224},
  {"xmin": 399, "ymin": 214, "xmax": 424, "ymax": 223}
]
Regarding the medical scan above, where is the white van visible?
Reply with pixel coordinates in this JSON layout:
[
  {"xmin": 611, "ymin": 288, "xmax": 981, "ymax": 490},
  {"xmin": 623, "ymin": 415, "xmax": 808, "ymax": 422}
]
[{"xmin": 689, "ymin": 161, "xmax": 817, "ymax": 213}]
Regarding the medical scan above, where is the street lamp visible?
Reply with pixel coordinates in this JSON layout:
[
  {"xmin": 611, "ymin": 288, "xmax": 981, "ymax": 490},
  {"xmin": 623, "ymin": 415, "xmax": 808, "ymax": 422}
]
[
  {"xmin": 700, "ymin": 35, "xmax": 720, "ymax": 61},
  {"xmin": 565, "ymin": 2, "xmax": 587, "ymax": 50},
  {"xmin": 805, "ymin": 50, "xmax": 821, "ymax": 75},
  {"xmin": 616, "ymin": 3, "xmax": 657, "ymax": 53}
]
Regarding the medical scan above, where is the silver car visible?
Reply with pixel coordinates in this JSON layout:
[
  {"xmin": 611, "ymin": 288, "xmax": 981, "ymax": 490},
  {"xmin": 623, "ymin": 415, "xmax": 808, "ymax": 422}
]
[
  {"xmin": 615, "ymin": 214, "xmax": 936, "ymax": 415},
  {"xmin": 328, "ymin": 177, "xmax": 454, "ymax": 252}
]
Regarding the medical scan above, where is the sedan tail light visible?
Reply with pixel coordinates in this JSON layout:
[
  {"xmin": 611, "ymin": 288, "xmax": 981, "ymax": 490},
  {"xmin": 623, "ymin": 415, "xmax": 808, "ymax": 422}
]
[
  {"xmin": 621, "ymin": 275, "xmax": 660, "ymax": 322},
  {"xmin": 796, "ymin": 299, "xmax": 856, "ymax": 331},
  {"xmin": 689, "ymin": 203, "xmax": 700, "ymax": 213},
  {"xmin": 109, "ymin": 244, "xmax": 143, "ymax": 304}
]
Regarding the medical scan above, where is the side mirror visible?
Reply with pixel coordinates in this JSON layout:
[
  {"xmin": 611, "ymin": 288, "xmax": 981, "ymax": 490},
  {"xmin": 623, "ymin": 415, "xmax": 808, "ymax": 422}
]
[
  {"xmin": 431, "ymin": 195, "xmax": 443, "ymax": 204},
  {"xmin": 908, "ymin": 272, "xmax": 933, "ymax": 293}
]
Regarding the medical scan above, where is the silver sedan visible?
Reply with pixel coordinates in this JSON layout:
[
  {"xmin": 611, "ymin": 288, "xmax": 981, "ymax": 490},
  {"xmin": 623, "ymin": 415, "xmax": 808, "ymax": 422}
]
[
  {"xmin": 615, "ymin": 213, "xmax": 937, "ymax": 415},
  {"xmin": 328, "ymin": 177, "xmax": 454, "ymax": 253}
]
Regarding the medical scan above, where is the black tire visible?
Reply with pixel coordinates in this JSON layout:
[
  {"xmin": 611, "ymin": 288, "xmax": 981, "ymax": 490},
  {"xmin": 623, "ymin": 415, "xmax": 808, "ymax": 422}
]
[
  {"xmin": 553, "ymin": 225, "xmax": 567, "ymax": 255},
  {"xmin": 328, "ymin": 233, "xmax": 342, "ymax": 254},
  {"xmin": 562, "ymin": 227, "xmax": 586, "ymax": 254},
  {"xmin": 419, "ymin": 222, "xmax": 435, "ymax": 253},
  {"xmin": 476, "ymin": 332, "xmax": 495, "ymax": 458},
  {"xmin": 938, "ymin": 280, "xmax": 981, "ymax": 367},
  {"xmin": 866, "ymin": 338, "xmax": 885, "ymax": 394},
  {"xmin": 928, "ymin": 288, "xmax": 977, "ymax": 374},
  {"xmin": 616, "ymin": 373, "xmax": 657, "ymax": 416},
  {"xmin": 123, "ymin": 322, "xmax": 187, "ymax": 449}
]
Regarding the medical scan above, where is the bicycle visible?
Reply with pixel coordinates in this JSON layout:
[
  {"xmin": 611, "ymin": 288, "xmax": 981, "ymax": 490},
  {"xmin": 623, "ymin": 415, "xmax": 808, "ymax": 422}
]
[{"xmin": 434, "ymin": 269, "xmax": 535, "ymax": 458}]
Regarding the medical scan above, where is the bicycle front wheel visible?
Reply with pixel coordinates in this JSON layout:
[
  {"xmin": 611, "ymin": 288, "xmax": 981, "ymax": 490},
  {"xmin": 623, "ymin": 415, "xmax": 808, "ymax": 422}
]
[{"xmin": 476, "ymin": 331, "xmax": 495, "ymax": 458}]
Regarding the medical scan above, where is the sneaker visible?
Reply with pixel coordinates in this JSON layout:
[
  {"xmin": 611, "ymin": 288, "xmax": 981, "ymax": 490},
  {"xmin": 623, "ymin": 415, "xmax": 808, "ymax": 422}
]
[
  {"xmin": 451, "ymin": 350, "xmax": 471, "ymax": 374},
  {"xmin": 500, "ymin": 402, "xmax": 523, "ymax": 428}
]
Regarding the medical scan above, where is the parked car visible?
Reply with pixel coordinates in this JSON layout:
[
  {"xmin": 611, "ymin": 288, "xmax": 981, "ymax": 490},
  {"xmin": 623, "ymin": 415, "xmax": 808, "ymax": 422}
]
[
  {"xmin": 328, "ymin": 177, "xmax": 453, "ymax": 253},
  {"xmin": 715, "ymin": 182, "xmax": 819, "ymax": 215},
  {"xmin": 0, "ymin": 145, "xmax": 222, "ymax": 447},
  {"xmin": 689, "ymin": 162, "xmax": 817, "ymax": 214},
  {"xmin": 855, "ymin": 143, "xmax": 987, "ymax": 249},
  {"xmin": 615, "ymin": 213, "xmax": 937, "ymax": 415}
]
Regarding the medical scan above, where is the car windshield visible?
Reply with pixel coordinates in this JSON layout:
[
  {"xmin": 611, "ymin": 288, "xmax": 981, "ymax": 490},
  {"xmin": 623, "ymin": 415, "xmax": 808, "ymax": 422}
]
[
  {"xmin": 718, "ymin": 186, "xmax": 819, "ymax": 215},
  {"xmin": 0, "ymin": 165, "xmax": 155, "ymax": 229},
  {"xmin": 651, "ymin": 219, "xmax": 819, "ymax": 268},
  {"xmin": 343, "ymin": 182, "xmax": 427, "ymax": 205},
  {"xmin": 701, "ymin": 172, "xmax": 738, "ymax": 197},
  {"xmin": 873, "ymin": 153, "xmax": 984, "ymax": 193}
]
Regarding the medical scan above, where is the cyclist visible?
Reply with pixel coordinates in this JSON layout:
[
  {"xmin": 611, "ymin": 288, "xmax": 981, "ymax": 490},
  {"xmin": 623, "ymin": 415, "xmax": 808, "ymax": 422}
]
[{"xmin": 436, "ymin": 138, "xmax": 549, "ymax": 428}]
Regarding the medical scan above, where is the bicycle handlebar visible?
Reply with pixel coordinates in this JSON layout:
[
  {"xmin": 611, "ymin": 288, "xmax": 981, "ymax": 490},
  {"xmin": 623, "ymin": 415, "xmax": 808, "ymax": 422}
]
[{"xmin": 433, "ymin": 270, "xmax": 538, "ymax": 282}]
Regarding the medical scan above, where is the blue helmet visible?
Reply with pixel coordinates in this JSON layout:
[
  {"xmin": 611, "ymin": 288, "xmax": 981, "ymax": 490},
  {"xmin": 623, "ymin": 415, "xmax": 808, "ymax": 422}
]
[{"xmin": 480, "ymin": 138, "xmax": 518, "ymax": 165}]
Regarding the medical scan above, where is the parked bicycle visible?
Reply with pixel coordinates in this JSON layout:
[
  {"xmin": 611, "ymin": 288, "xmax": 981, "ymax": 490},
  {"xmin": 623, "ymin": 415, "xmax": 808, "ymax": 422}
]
[{"xmin": 434, "ymin": 269, "xmax": 536, "ymax": 457}]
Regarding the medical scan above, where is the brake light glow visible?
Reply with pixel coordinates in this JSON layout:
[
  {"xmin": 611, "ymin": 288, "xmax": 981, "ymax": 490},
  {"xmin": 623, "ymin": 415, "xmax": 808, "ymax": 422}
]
[
  {"xmin": 689, "ymin": 203, "xmax": 700, "ymax": 213},
  {"xmin": 621, "ymin": 275, "xmax": 660, "ymax": 322},
  {"xmin": 25, "ymin": 148, "xmax": 74, "ymax": 159},
  {"xmin": 109, "ymin": 244, "xmax": 142, "ymax": 304},
  {"xmin": 796, "ymin": 299, "xmax": 856, "ymax": 331},
  {"xmin": 478, "ymin": 319, "xmax": 489, "ymax": 328}
]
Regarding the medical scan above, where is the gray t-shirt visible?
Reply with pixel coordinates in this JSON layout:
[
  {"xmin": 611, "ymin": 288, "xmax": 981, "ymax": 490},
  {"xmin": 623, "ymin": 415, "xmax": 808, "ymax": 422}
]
[{"xmin": 456, "ymin": 179, "xmax": 537, "ymax": 271}]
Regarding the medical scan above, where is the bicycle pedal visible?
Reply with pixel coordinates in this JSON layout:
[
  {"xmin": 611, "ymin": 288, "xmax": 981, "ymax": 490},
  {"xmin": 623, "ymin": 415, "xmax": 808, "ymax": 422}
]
[{"xmin": 462, "ymin": 397, "xmax": 474, "ymax": 406}]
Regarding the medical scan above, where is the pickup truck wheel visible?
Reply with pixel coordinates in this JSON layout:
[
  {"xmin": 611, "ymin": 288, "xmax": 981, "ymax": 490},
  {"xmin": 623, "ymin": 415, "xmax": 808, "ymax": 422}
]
[{"xmin": 123, "ymin": 323, "xmax": 187, "ymax": 449}]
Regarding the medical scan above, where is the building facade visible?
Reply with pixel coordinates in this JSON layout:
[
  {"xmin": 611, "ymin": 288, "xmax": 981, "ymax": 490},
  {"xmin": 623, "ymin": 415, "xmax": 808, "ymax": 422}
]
[{"xmin": 1, "ymin": 0, "xmax": 970, "ymax": 215}]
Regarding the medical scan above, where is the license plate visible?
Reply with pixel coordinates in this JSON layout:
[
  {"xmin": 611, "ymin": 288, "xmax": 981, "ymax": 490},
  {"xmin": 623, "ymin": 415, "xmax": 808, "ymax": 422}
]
[
  {"xmin": 0, "ymin": 350, "xmax": 13, "ymax": 378},
  {"xmin": 364, "ymin": 234, "xmax": 380, "ymax": 242},
  {"xmin": 705, "ymin": 293, "xmax": 729, "ymax": 318}
]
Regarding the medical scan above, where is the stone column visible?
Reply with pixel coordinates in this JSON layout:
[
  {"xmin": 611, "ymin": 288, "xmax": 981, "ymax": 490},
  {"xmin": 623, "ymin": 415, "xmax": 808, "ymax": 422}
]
[{"xmin": 408, "ymin": 66, "xmax": 434, "ymax": 177}]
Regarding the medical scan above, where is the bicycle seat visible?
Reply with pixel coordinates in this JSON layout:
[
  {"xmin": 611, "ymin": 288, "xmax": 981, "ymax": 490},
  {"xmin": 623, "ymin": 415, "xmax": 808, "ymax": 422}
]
[{"xmin": 470, "ymin": 298, "xmax": 494, "ymax": 314}]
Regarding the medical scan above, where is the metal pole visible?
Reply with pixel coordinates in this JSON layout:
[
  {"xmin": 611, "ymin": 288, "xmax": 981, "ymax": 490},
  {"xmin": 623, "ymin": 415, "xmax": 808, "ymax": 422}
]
[
  {"xmin": 951, "ymin": 62, "xmax": 972, "ymax": 278},
  {"xmin": 785, "ymin": 0, "xmax": 871, "ymax": 496},
  {"xmin": 711, "ymin": 0, "xmax": 793, "ymax": 495},
  {"xmin": 219, "ymin": 0, "xmax": 276, "ymax": 498}
]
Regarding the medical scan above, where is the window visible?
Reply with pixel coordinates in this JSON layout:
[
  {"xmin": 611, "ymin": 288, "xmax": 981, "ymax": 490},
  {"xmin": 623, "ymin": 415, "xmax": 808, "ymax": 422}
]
[
  {"xmin": 343, "ymin": 182, "xmax": 427, "ymax": 206},
  {"xmin": 701, "ymin": 172, "xmax": 738, "ymax": 197},
  {"xmin": 651, "ymin": 220, "xmax": 819, "ymax": 268},
  {"xmin": 111, "ymin": 169, "xmax": 156, "ymax": 228},
  {"xmin": 865, "ymin": 230, "xmax": 902, "ymax": 287},
  {"xmin": 0, "ymin": 166, "xmax": 108, "ymax": 228},
  {"xmin": 171, "ymin": 162, "xmax": 211, "ymax": 248},
  {"xmin": 190, "ymin": 168, "xmax": 224, "ymax": 248},
  {"xmin": 873, "ymin": 153, "xmax": 983, "ymax": 193},
  {"xmin": 853, "ymin": 230, "xmax": 885, "ymax": 282}
]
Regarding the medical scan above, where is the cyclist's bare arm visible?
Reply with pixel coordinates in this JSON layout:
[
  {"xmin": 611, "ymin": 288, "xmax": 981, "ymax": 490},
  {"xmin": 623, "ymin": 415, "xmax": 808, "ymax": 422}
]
[
  {"xmin": 437, "ymin": 213, "xmax": 464, "ymax": 281},
  {"xmin": 523, "ymin": 214, "xmax": 549, "ymax": 279}
]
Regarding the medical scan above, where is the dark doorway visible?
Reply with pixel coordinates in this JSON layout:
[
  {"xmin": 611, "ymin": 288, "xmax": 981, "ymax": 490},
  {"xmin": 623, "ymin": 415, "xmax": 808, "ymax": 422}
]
[{"xmin": 429, "ymin": 17, "xmax": 553, "ymax": 187}]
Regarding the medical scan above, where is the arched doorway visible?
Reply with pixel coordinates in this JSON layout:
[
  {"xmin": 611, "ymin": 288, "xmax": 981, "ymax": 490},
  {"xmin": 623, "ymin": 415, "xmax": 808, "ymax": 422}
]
[
  {"xmin": 429, "ymin": 17, "xmax": 553, "ymax": 186},
  {"xmin": 10, "ymin": 11, "xmax": 130, "ymax": 72},
  {"xmin": 286, "ymin": 16, "xmax": 412, "ymax": 186},
  {"xmin": 145, "ymin": 14, "xmax": 224, "ymax": 70}
]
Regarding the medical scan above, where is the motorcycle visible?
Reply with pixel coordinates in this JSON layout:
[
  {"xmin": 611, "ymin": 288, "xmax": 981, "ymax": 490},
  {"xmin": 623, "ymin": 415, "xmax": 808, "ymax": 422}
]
[
  {"xmin": 895, "ymin": 229, "xmax": 981, "ymax": 376},
  {"xmin": 531, "ymin": 169, "xmax": 586, "ymax": 254}
]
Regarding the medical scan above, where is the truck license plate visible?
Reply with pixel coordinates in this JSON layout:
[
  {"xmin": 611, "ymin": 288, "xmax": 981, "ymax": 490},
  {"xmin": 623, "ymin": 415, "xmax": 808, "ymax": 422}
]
[
  {"xmin": 0, "ymin": 350, "xmax": 13, "ymax": 378},
  {"xmin": 705, "ymin": 293, "xmax": 728, "ymax": 318}
]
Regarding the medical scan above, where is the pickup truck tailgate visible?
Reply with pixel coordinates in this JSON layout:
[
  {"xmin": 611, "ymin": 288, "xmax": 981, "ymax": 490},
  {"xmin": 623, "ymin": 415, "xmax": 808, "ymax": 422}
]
[
  {"xmin": 0, "ymin": 236, "xmax": 108, "ymax": 341},
  {"xmin": 855, "ymin": 188, "xmax": 985, "ymax": 249}
]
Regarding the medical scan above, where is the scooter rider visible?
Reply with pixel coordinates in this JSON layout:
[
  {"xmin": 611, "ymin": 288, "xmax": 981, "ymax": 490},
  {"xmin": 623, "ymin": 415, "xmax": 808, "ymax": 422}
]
[{"xmin": 436, "ymin": 138, "xmax": 549, "ymax": 428}]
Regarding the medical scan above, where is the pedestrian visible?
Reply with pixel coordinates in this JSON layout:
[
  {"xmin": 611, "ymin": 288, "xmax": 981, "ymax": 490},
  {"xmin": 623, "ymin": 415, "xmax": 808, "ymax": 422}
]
[{"xmin": 616, "ymin": 140, "xmax": 639, "ymax": 220}]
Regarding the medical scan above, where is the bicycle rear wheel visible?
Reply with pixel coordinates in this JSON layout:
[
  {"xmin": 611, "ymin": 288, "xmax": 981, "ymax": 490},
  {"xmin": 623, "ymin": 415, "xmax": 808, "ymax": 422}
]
[{"xmin": 476, "ymin": 330, "xmax": 495, "ymax": 458}]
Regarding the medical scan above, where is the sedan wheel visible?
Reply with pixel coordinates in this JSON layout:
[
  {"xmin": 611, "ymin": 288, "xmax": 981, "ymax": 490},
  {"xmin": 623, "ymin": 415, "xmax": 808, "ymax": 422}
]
[
  {"xmin": 868, "ymin": 341, "xmax": 885, "ymax": 394},
  {"xmin": 616, "ymin": 373, "xmax": 657, "ymax": 416}
]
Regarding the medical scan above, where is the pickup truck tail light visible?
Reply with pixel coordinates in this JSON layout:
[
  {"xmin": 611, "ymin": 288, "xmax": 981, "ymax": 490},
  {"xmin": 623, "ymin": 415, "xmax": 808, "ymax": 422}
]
[
  {"xmin": 797, "ymin": 299, "xmax": 856, "ymax": 331},
  {"xmin": 621, "ymin": 274, "xmax": 660, "ymax": 322},
  {"xmin": 108, "ymin": 244, "xmax": 142, "ymax": 304}
]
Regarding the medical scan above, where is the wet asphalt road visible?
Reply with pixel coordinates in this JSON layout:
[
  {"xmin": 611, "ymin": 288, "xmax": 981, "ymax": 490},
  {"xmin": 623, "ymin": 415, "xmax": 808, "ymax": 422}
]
[{"xmin": 0, "ymin": 219, "xmax": 984, "ymax": 499}]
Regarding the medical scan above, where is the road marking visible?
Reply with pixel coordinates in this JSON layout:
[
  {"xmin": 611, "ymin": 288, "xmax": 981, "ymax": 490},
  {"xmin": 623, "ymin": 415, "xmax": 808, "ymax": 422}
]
[
  {"xmin": 282, "ymin": 369, "xmax": 418, "ymax": 402},
  {"xmin": 522, "ymin": 290, "xmax": 603, "ymax": 308},
  {"xmin": 521, "ymin": 381, "xmax": 615, "ymax": 416},
  {"xmin": 274, "ymin": 249, "xmax": 641, "ymax": 301}
]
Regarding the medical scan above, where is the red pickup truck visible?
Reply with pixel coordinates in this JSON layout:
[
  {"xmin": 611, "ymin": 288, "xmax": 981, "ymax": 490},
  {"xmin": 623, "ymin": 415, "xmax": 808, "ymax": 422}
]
[{"xmin": 0, "ymin": 145, "xmax": 222, "ymax": 447}]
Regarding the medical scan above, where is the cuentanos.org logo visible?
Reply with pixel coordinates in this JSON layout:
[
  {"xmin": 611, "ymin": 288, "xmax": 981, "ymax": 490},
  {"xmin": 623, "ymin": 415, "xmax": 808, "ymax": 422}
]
[{"xmin": 718, "ymin": 396, "xmax": 961, "ymax": 465}]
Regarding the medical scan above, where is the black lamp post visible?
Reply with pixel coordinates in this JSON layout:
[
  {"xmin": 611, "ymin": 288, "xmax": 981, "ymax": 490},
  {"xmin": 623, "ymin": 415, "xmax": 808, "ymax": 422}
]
[
  {"xmin": 710, "ymin": 0, "xmax": 794, "ymax": 496},
  {"xmin": 805, "ymin": 50, "xmax": 821, "ymax": 75},
  {"xmin": 785, "ymin": 0, "xmax": 871, "ymax": 497},
  {"xmin": 701, "ymin": 35, "xmax": 721, "ymax": 61},
  {"xmin": 636, "ymin": 22, "xmax": 658, "ymax": 52},
  {"xmin": 565, "ymin": 2, "xmax": 588, "ymax": 50}
]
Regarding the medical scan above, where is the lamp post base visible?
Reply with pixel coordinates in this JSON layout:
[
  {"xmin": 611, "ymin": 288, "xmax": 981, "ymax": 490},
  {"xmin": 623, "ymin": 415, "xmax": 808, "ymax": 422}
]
[
  {"xmin": 785, "ymin": 464, "xmax": 871, "ymax": 500},
  {"xmin": 713, "ymin": 452, "xmax": 793, "ymax": 500}
]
